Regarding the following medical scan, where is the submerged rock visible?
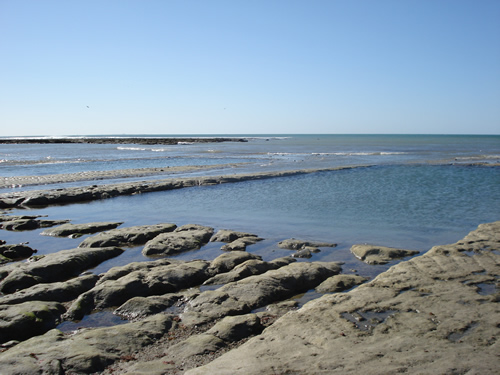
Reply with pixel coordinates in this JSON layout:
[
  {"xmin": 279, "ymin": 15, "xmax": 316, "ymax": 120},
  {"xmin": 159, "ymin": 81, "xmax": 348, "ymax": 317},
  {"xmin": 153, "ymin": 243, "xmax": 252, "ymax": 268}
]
[
  {"xmin": 142, "ymin": 224, "xmax": 214, "ymax": 257},
  {"xmin": 78, "ymin": 223, "xmax": 176, "ymax": 248},
  {"xmin": 220, "ymin": 236, "xmax": 263, "ymax": 251},
  {"xmin": 0, "ymin": 247, "xmax": 123, "ymax": 294},
  {"xmin": 278, "ymin": 238, "xmax": 337, "ymax": 250},
  {"xmin": 210, "ymin": 229, "xmax": 261, "ymax": 243},
  {"xmin": 40, "ymin": 221, "xmax": 123, "ymax": 237},
  {"xmin": 350, "ymin": 244, "xmax": 419, "ymax": 265}
]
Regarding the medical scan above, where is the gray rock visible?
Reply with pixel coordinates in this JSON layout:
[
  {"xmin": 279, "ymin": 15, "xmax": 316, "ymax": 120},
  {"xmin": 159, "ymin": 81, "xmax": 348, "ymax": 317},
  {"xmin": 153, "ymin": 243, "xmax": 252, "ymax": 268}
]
[
  {"xmin": 97, "ymin": 258, "xmax": 175, "ymax": 284},
  {"xmin": 0, "ymin": 313, "xmax": 174, "ymax": 374},
  {"xmin": 315, "ymin": 274, "xmax": 368, "ymax": 293},
  {"xmin": 278, "ymin": 238, "xmax": 337, "ymax": 250},
  {"xmin": 0, "ymin": 274, "xmax": 99, "ymax": 305},
  {"xmin": 220, "ymin": 236, "xmax": 263, "ymax": 251},
  {"xmin": 183, "ymin": 262, "xmax": 342, "ymax": 324},
  {"xmin": 0, "ymin": 247, "xmax": 123, "ymax": 294},
  {"xmin": 142, "ymin": 224, "xmax": 214, "ymax": 256},
  {"xmin": 40, "ymin": 221, "xmax": 123, "ymax": 237},
  {"xmin": 78, "ymin": 223, "xmax": 177, "ymax": 248},
  {"xmin": 64, "ymin": 260, "xmax": 211, "ymax": 320},
  {"xmin": 0, "ymin": 301, "xmax": 65, "ymax": 344},
  {"xmin": 0, "ymin": 244, "xmax": 35, "ymax": 260},
  {"xmin": 203, "ymin": 257, "xmax": 295, "ymax": 285},
  {"xmin": 208, "ymin": 251, "xmax": 262, "ymax": 275},
  {"xmin": 185, "ymin": 222, "xmax": 500, "ymax": 375},
  {"xmin": 206, "ymin": 313, "xmax": 264, "ymax": 342},
  {"xmin": 350, "ymin": 244, "xmax": 420, "ymax": 265},
  {"xmin": 0, "ymin": 218, "xmax": 70, "ymax": 231},
  {"xmin": 211, "ymin": 229, "xmax": 261, "ymax": 243}
]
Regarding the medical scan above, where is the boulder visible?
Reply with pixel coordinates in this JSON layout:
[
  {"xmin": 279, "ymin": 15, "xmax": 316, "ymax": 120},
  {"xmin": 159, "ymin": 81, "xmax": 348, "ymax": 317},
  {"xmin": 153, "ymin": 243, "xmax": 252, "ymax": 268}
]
[
  {"xmin": 0, "ymin": 247, "xmax": 123, "ymax": 294},
  {"xmin": 40, "ymin": 221, "xmax": 123, "ymax": 237},
  {"xmin": 142, "ymin": 224, "xmax": 214, "ymax": 257},
  {"xmin": 206, "ymin": 313, "xmax": 264, "ymax": 342},
  {"xmin": 315, "ymin": 274, "xmax": 368, "ymax": 293},
  {"xmin": 0, "ymin": 244, "xmax": 35, "ymax": 260},
  {"xmin": 78, "ymin": 223, "xmax": 177, "ymax": 248},
  {"xmin": 350, "ymin": 244, "xmax": 419, "ymax": 265},
  {"xmin": 0, "ymin": 301, "xmax": 66, "ymax": 344}
]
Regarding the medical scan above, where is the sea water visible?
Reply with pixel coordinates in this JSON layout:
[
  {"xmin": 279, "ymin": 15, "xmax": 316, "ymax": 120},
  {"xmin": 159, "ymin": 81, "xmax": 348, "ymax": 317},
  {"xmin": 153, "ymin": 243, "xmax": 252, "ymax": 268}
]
[{"xmin": 1, "ymin": 134, "xmax": 499, "ymax": 275}]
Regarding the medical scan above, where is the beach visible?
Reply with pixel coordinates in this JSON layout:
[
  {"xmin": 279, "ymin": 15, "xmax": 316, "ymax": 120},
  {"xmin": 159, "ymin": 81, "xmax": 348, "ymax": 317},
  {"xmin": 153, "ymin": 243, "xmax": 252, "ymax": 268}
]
[{"xmin": 0, "ymin": 135, "xmax": 499, "ymax": 374}]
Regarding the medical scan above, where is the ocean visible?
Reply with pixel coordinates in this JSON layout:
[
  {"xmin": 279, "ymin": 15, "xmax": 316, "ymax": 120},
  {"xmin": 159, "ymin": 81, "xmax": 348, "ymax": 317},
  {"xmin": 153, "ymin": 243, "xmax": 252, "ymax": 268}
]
[{"xmin": 1, "ymin": 134, "xmax": 500, "ymax": 281}]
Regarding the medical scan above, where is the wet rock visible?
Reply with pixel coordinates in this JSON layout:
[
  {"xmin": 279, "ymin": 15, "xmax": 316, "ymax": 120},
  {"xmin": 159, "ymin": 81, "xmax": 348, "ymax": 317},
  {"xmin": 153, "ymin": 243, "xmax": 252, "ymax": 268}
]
[
  {"xmin": 0, "ymin": 301, "xmax": 65, "ymax": 344},
  {"xmin": 0, "ymin": 243, "xmax": 35, "ymax": 260},
  {"xmin": 0, "ymin": 313, "xmax": 173, "ymax": 374},
  {"xmin": 207, "ymin": 251, "xmax": 262, "ymax": 275},
  {"xmin": 292, "ymin": 248, "xmax": 313, "ymax": 258},
  {"xmin": 142, "ymin": 224, "xmax": 214, "ymax": 257},
  {"xmin": 203, "ymin": 257, "xmax": 295, "ymax": 285},
  {"xmin": 64, "ymin": 260, "xmax": 211, "ymax": 320},
  {"xmin": 114, "ymin": 291, "xmax": 199, "ymax": 321},
  {"xmin": 40, "ymin": 221, "xmax": 123, "ymax": 237},
  {"xmin": 0, "ymin": 218, "xmax": 70, "ymax": 231},
  {"xmin": 211, "ymin": 229, "xmax": 261, "ymax": 243},
  {"xmin": 0, "ymin": 274, "xmax": 99, "ymax": 305},
  {"xmin": 278, "ymin": 238, "xmax": 337, "ymax": 250},
  {"xmin": 97, "ymin": 258, "xmax": 175, "ymax": 285},
  {"xmin": 315, "ymin": 274, "xmax": 368, "ymax": 293},
  {"xmin": 350, "ymin": 244, "xmax": 419, "ymax": 265},
  {"xmin": 220, "ymin": 236, "xmax": 263, "ymax": 251},
  {"xmin": 0, "ymin": 247, "xmax": 124, "ymax": 294},
  {"xmin": 78, "ymin": 223, "xmax": 177, "ymax": 248}
]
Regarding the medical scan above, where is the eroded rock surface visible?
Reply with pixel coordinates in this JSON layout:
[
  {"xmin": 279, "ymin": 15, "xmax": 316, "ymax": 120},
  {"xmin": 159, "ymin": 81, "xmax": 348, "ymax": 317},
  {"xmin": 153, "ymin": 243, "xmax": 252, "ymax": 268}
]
[
  {"xmin": 0, "ymin": 243, "xmax": 35, "ymax": 261},
  {"xmin": 40, "ymin": 221, "xmax": 123, "ymax": 237},
  {"xmin": 0, "ymin": 247, "xmax": 123, "ymax": 294},
  {"xmin": 315, "ymin": 274, "xmax": 368, "ymax": 293},
  {"xmin": 351, "ymin": 244, "xmax": 420, "ymax": 264},
  {"xmin": 78, "ymin": 223, "xmax": 176, "ymax": 248},
  {"xmin": 186, "ymin": 222, "xmax": 500, "ymax": 375},
  {"xmin": 142, "ymin": 224, "xmax": 214, "ymax": 257}
]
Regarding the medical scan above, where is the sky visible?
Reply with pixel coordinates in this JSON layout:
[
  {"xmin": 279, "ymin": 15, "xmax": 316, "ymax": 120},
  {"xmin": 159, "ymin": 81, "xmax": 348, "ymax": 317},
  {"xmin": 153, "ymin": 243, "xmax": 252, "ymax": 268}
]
[{"xmin": 1, "ymin": 0, "xmax": 499, "ymax": 136}]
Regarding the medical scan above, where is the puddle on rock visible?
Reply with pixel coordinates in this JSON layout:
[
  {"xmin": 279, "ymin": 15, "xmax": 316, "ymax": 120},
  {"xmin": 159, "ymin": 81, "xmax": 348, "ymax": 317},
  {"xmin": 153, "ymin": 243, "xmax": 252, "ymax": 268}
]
[
  {"xmin": 57, "ymin": 310, "xmax": 128, "ymax": 333},
  {"xmin": 447, "ymin": 322, "xmax": 479, "ymax": 342},
  {"xmin": 341, "ymin": 309, "xmax": 397, "ymax": 331},
  {"xmin": 476, "ymin": 283, "xmax": 497, "ymax": 296}
]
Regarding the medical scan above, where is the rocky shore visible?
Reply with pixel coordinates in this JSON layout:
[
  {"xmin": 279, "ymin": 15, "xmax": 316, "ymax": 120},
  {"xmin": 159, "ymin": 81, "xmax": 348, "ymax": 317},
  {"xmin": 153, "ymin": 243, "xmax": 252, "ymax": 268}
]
[
  {"xmin": 0, "ymin": 165, "xmax": 498, "ymax": 374},
  {"xmin": 0, "ymin": 211, "xmax": 498, "ymax": 373},
  {"xmin": 0, "ymin": 137, "xmax": 248, "ymax": 145}
]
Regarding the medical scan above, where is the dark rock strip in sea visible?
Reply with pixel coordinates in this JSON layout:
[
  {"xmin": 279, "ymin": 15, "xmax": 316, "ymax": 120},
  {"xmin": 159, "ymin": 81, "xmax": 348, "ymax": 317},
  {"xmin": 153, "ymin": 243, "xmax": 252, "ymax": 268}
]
[
  {"xmin": 0, "ymin": 137, "xmax": 248, "ymax": 145},
  {"xmin": 0, "ymin": 166, "xmax": 369, "ymax": 209}
]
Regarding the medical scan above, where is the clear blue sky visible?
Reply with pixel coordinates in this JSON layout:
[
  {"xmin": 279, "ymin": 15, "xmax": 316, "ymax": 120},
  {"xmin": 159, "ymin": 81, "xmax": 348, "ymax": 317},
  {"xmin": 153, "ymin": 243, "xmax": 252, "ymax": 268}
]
[{"xmin": 1, "ymin": 0, "xmax": 499, "ymax": 136}]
